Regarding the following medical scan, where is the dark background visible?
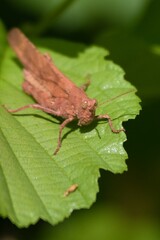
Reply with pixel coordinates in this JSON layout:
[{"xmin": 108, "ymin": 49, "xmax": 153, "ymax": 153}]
[{"xmin": 0, "ymin": 0, "xmax": 160, "ymax": 239}]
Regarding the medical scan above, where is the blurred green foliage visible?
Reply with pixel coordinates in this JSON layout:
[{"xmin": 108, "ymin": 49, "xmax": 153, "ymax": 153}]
[{"xmin": 0, "ymin": 0, "xmax": 160, "ymax": 239}]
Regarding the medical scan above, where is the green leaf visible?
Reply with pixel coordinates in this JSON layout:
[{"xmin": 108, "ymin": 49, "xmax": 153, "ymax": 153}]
[
  {"xmin": 0, "ymin": 32, "xmax": 141, "ymax": 227},
  {"xmin": 0, "ymin": 21, "xmax": 7, "ymax": 66}
]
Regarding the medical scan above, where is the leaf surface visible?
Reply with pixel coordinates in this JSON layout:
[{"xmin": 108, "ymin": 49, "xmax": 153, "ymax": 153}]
[{"xmin": 0, "ymin": 29, "xmax": 141, "ymax": 226}]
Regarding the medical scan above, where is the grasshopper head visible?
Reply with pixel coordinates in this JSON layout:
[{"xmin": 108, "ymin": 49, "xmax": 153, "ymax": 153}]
[{"xmin": 77, "ymin": 98, "xmax": 97, "ymax": 126}]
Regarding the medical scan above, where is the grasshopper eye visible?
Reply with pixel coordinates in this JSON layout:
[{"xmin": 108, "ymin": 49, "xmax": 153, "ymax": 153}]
[{"xmin": 81, "ymin": 100, "xmax": 88, "ymax": 109}]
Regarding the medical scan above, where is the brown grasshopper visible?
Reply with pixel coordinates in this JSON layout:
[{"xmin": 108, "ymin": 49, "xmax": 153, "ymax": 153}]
[{"xmin": 7, "ymin": 28, "xmax": 124, "ymax": 155}]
